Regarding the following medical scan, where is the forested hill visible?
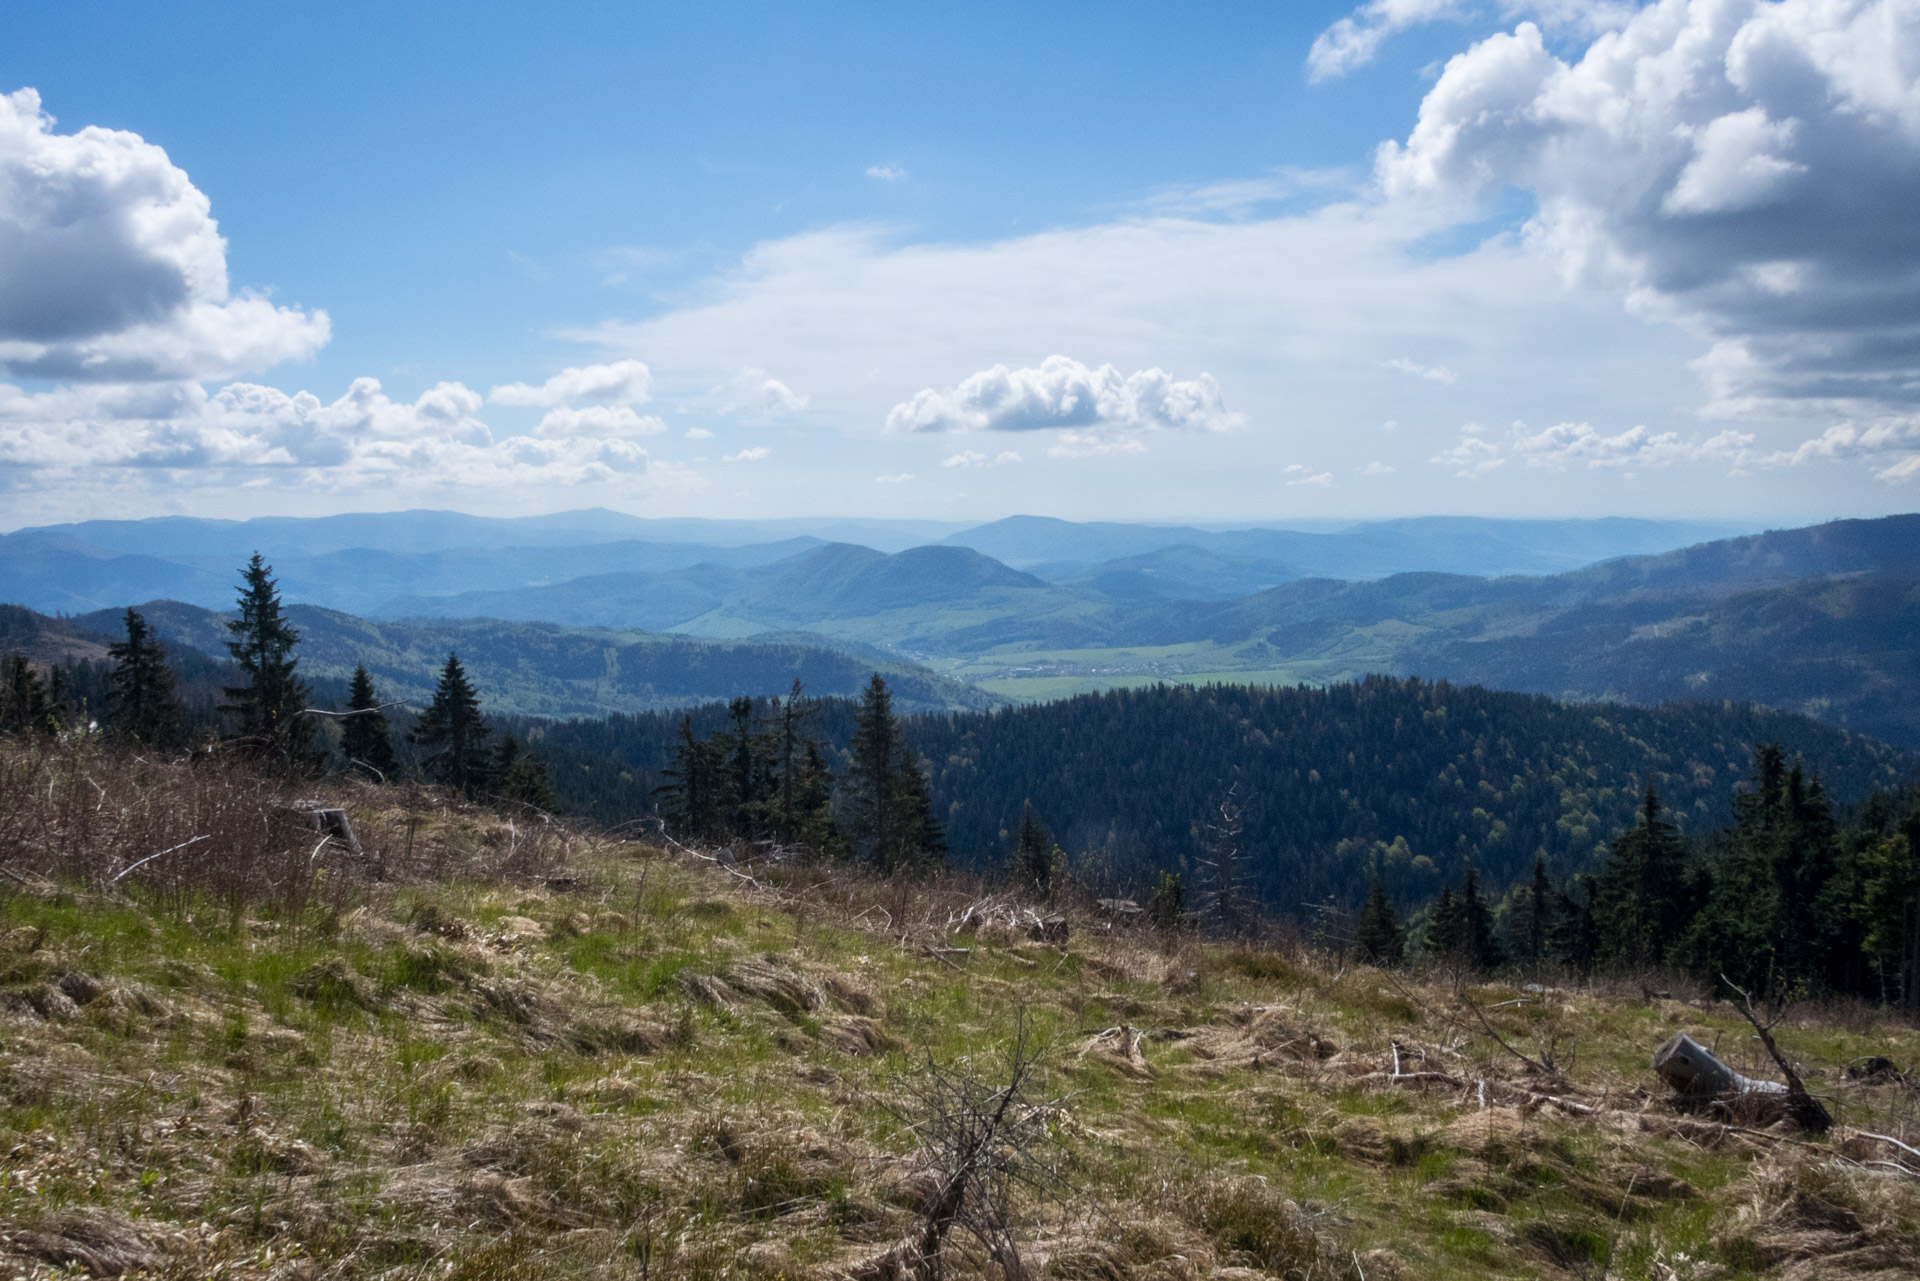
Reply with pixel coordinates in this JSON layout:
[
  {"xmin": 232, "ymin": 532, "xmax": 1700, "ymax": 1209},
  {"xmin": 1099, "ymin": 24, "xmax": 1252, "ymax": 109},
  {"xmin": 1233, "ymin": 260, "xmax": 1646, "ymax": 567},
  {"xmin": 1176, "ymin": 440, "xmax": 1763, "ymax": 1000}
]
[{"xmin": 522, "ymin": 677, "xmax": 1914, "ymax": 910}]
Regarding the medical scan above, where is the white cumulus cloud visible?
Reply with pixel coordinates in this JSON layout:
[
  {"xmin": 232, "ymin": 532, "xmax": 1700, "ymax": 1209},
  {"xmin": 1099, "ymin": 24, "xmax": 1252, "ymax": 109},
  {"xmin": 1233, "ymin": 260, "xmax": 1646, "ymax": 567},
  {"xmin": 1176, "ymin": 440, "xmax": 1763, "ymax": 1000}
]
[
  {"xmin": 533, "ymin": 405, "xmax": 669, "ymax": 438},
  {"xmin": 709, "ymin": 367, "xmax": 807, "ymax": 419},
  {"xmin": 873, "ymin": 472, "xmax": 913, "ymax": 483},
  {"xmin": 1378, "ymin": 1, "xmax": 1920, "ymax": 414},
  {"xmin": 885, "ymin": 355, "xmax": 1242, "ymax": 438},
  {"xmin": 488, "ymin": 359, "xmax": 653, "ymax": 407},
  {"xmin": 0, "ymin": 88, "xmax": 328, "ymax": 381},
  {"xmin": 1765, "ymin": 416, "xmax": 1920, "ymax": 481},
  {"xmin": 1309, "ymin": 0, "xmax": 1464, "ymax": 82},
  {"xmin": 723, "ymin": 446, "xmax": 770, "ymax": 463},
  {"xmin": 0, "ymin": 375, "xmax": 665, "ymax": 491},
  {"xmin": 1424, "ymin": 418, "xmax": 1756, "ymax": 476},
  {"xmin": 1309, "ymin": 2, "xmax": 1636, "ymax": 81}
]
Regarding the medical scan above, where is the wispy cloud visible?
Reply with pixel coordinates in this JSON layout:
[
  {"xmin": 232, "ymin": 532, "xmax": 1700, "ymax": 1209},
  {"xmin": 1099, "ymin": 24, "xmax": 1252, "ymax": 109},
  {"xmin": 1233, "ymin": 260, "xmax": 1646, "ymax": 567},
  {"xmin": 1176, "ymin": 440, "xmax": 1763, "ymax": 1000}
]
[{"xmin": 1383, "ymin": 356, "xmax": 1455, "ymax": 385}]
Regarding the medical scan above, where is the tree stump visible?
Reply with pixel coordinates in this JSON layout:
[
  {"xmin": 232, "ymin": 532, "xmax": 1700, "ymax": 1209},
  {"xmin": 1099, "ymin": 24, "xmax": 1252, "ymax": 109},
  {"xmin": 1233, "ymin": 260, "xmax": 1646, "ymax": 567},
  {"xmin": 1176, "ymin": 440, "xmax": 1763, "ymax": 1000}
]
[
  {"xmin": 1652, "ymin": 1032, "xmax": 1787, "ymax": 1118},
  {"xmin": 303, "ymin": 807, "xmax": 364, "ymax": 860}
]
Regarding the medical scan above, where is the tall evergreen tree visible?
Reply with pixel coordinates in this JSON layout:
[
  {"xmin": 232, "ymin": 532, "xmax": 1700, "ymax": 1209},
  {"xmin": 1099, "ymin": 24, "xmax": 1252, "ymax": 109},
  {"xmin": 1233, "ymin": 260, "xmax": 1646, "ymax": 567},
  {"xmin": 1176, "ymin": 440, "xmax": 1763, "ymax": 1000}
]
[
  {"xmin": 495, "ymin": 733, "xmax": 558, "ymax": 811},
  {"xmin": 1148, "ymin": 871, "xmax": 1186, "ymax": 930},
  {"xmin": 724, "ymin": 696, "xmax": 771, "ymax": 839},
  {"xmin": 222, "ymin": 553, "xmax": 312, "ymax": 767},
  {"xmin": 1678, "ymin": 746, "xmax": 1838, "ymax": 995},
  {"xmin": 105, "ymin": 608, "xmax": 185, "ymax": 747},
  {"xmin": 1591, "ymin": 786, "xmax": 1690, "ymax": 970},
  {"xmin": 657, "ymin": 715, "xmax": 730, "ymax": 842},
  {"xmin": 339, "ymin": 665, "xmax": 397, "ymax": 779},
  {"xmin": 792, "ymin": 737, "xmax": 845, "ymax": 856},
  {"xmin": 1528, "ymin": 856, "xmax": 1553, "ymax": 960},
  {"xmin": 1546, "ymin": 879, "xmax": 1598, "ymax": 972},
  {"xmin": 0, "ymin": 655, "xmax": 56, "ymax": 737},
  {"xmin": 1859, "ymin": 823, "xmax": 1920, "ymax": 1011},
  {"xmin": 1013, "ymin": 806, "xmax": 1054, "ymax": 900},
  {"xmin": 846, "ymin": 674, "xmax": 899, "ymax": 867},
  {"xmin": 845, "ymin": 674, "xmax": 942, "ymax": 872},
  {"xmin": 1355, "ymin": 876, "xmax": 1406, "ymax": 966},
  {"xmin": 409, "ymin": 653, "xmax": 493, "ymax": 795},
  {"xmin": 1428, "ymin": 865, "xmax": 1503, "ymax": 969}
]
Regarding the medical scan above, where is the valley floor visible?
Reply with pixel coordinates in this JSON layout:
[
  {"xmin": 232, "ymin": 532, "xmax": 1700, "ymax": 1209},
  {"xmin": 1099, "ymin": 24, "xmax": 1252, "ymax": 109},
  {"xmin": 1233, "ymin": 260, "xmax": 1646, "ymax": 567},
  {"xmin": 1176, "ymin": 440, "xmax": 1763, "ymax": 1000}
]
[{"xmin": 2, "ymin": 784, "xmax": 1918, "ymax": 1280}]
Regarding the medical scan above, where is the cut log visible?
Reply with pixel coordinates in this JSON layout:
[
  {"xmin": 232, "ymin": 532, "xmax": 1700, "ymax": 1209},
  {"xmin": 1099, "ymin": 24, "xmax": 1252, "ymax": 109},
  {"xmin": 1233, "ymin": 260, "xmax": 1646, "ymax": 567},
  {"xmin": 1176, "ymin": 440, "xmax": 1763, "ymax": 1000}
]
[
  {"xmin": 303, "ymin": 807, "xmax": 364, "ymax": 860},
  {"xmin": 1652, "ymin": 1032, "xmax": 1786, "ymax": 1100}
]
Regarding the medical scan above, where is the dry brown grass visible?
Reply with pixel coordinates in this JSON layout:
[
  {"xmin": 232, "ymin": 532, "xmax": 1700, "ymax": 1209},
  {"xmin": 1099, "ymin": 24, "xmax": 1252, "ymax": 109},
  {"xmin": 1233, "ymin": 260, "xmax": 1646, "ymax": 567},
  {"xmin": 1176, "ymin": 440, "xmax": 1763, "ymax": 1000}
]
[{"xmin": 2, "ymin": 733, "xmax": 1919, "ymax": 1280}]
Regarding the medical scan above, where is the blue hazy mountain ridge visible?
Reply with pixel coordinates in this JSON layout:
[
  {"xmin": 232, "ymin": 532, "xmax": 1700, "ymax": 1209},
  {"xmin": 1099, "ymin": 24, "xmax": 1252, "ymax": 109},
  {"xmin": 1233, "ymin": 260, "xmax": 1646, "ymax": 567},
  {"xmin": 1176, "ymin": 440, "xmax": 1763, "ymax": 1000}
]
[
  {"xmin": 0, "ymin": 529, "xmax": 828, "ymax": 616},
  {"xmin": 12, "ymin": 509, "xmax": 972, "ymax": 559},
  {"xmin": 1, "ymin": 511, "xmax": 1756, "ymax": 618},
  {"xmin": 942, "ymin": 514, "xmax": 1755, "ymax": 578},
  {"xmin": 62, "ymin": 600, "xmax": 995, "ymax": 717},
  {"xmin": 376, "ymin": 543, "xmax": 1053, "ymax": 634},
  {"xmin": 0, "ymin": 531, "xmax": 236, "ymax": 614}
]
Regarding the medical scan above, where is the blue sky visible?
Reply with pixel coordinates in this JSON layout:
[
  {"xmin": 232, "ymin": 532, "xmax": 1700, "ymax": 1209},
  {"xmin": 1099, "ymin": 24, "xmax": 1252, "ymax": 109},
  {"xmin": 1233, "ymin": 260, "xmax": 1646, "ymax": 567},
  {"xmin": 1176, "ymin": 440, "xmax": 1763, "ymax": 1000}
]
[{"xmin": 3, "ymin": 1, "xmax": 1918, "ymax": 526}]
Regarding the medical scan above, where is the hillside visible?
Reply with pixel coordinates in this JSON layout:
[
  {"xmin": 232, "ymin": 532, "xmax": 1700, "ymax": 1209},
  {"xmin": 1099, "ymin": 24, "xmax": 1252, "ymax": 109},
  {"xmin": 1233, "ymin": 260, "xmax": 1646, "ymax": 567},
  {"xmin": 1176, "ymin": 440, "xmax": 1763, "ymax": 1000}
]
[
  {"xmin": 386, "ymin": 543, "xmax": 1053, "ymax": 635},
  {"xmin": 38, "ymin": 602, "xmax": 996, "ymax": 717},
  {"xmin": 1, "ymin": 737, "xmax": 1914, "ymax": 1280},
  {"xmin": 519, "ymin": 677, "xmax": 1915, "ymax": 911}
]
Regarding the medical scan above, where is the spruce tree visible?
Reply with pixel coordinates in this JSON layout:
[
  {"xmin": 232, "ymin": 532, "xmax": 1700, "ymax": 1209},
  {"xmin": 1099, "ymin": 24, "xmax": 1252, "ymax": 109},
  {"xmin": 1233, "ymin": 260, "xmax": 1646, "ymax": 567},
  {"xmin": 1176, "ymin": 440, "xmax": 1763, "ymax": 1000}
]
[
  {"xmin": 1148, "ymin": 871, "xmax": 1186, "ymax": 930},
  {"xmin": 658, "ymin": 715, "xmax": 729, "ymax": 842},
  {"xmin": 1859, "ymin": 826, "xmax": 1920, "ymax": 1011},
  {"xmin": 1592, "ymin": 786, "xmax": 1689, "ymax": 970},
  {"xmin": 0, "ymin": 655, "xmax": 56, "ymax": 736},
  {"xmin": 793, "ymin": 738, "xmax": 845, "ymax": 857},
  {"xmin": 844, "ymin": 674, "xmax": 942, "ymax": 872},
  {"xmin": 222, "ymin": 553, "xmax": 312, "ymax": 767},
  {"xmin": 1546, "ymin": 879, "xmax": 1598, "ymax": 972},
  {"xmin": 1527, "ymin": 855, "xmax": 1553, "ymax": 961},
  {"xmin": 1355, "ymin": 876, "xmax": 1406, "ymax": 965},
  {"xmin": 409, "ymin": 653, "xmax": 493, "ymax": 796},
  {"xmin": 105, "ymin": 608, "xmax": 185, "ymax": 747},
  {"xmin": 847, "ymin": 674, "xmax": 900, "ymax": 868},
  {"xmin": 1013, "ymin": 806, "xmax": 1054, "ymax": 899},
  {"xmin": 339, "ymin": 665, "xmax": 397, "ymax": 779},
  {"xmin": 1428, "ymin": 866, "xmax": 1502, "ymax": 969},
  {"xmin": 724, "ymin": 696, "xmax": 770, "ymax": 839},
  {"xmin": 495, "ymin": 733, "xmax": 558, "ymax": 811},
  {"xmin": 894, "ymin": 740, "xmax": 947, "ymax": 868}
]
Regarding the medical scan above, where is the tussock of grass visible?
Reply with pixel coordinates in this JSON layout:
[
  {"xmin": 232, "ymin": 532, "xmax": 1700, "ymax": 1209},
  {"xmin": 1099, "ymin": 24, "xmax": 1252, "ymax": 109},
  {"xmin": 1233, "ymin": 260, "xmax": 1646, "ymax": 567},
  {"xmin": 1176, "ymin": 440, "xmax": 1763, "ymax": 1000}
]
[{"xmin": 2, "ymin": 740, "xmax": 1919, "ymax": 1279}]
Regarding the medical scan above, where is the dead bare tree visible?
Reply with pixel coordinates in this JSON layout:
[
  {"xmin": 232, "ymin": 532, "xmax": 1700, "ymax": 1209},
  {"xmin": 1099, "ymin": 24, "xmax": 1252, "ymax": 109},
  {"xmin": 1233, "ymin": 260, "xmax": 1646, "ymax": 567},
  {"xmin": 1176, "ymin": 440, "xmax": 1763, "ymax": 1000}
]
[
  {"xmin": 1720, "ymin": 974, "xmax": 1834, "ymax": 1133},
  {"xmin": 1199, "ymin": 782, "xmax": 1251, "ymax": 936},
  {"xmin": 871, "ymin": 1009, "xmax": 1068, "ymax": 1281}
]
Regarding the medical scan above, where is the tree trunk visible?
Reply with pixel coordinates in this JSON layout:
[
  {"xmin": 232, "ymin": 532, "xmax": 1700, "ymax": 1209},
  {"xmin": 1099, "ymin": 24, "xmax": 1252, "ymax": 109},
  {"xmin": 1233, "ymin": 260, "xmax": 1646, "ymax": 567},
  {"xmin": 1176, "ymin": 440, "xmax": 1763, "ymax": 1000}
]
[{"xmin": 1652, "ymin": 1032, "xmax": 1786, "ymax": 1100}]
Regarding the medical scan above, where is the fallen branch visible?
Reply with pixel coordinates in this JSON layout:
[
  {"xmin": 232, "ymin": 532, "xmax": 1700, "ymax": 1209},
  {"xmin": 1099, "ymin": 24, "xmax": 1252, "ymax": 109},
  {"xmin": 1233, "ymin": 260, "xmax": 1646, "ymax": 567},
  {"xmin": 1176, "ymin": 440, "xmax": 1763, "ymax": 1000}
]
[
  {"xmin": 1460, "ymin": 987, "xmax": 1556, "ymax": 1077},
  {"xmin": 111, "ymin": 835, "xmax": 210, "ymax": 883},
  {"xmin": 1857, "ymin": 1131, "xmax": 1920, "ymax": 1163},
  {"xmin": 1720, "ymin": 975, "xmax": 1833, "ymax": 1133}
]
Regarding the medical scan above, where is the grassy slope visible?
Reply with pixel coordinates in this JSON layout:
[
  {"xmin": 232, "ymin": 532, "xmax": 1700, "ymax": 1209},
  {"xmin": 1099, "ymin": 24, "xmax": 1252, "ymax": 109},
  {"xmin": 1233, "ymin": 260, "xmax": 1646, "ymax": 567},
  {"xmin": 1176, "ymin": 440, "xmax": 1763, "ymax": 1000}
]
[{"xmin": 2, "ymin": 781, "xmax": 1916, "ymax": 1279}]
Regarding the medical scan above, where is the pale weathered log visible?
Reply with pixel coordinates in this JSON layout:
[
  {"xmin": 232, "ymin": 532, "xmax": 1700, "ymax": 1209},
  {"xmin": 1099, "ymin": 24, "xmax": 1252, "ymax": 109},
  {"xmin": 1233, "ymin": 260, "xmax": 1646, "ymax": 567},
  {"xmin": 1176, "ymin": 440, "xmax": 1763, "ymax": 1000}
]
[
  {"xmin": 1652, "ymin": 1032, "xmax": 1786, "ymax": 1099},
  {"xmin": 304, "ymin": 808, "xmax": 363, "ymax": 860}
]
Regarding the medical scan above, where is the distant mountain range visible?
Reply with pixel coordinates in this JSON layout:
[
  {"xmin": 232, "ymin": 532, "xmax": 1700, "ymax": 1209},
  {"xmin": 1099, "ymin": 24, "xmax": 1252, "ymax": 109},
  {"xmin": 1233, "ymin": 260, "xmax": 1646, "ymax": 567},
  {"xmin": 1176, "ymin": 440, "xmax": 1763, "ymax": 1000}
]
[
  {"xmin": 5, "ymin": 507, "xmax": 1918, "ymax": 748},
  {"xmin": 0, "ymin": 509, "xmax": 1752, "ymax": 616}
]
